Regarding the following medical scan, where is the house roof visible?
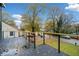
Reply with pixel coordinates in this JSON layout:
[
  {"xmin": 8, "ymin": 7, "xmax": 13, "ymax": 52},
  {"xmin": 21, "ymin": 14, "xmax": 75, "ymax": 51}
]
[{"xmin": 2, "ymin": 21, "xmax": 19, "ymax": 30}]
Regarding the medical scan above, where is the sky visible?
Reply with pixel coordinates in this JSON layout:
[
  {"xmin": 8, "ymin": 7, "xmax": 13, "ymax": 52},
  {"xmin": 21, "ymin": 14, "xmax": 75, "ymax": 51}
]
[{"xmin": 2, "ymin": 3, "xmax": 79, "ymax": 27}]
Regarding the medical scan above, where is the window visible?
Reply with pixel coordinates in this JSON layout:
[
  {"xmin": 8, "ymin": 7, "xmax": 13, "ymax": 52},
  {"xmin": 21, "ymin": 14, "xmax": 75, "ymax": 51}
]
[{"xmin": 10, "ymin": 31, "xmax": 15, "ymax": 36}]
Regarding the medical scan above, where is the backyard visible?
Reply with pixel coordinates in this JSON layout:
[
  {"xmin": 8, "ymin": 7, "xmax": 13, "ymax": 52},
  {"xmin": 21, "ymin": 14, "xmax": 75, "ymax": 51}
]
[
  {"xmin": 0, "ymin": 3, "xmax": 79, "ymax": 56},
  {"xmin": 36, "ymin": 36, "xmax": 79, "ymax": 56},
  {"xmin": 0, "ymin": 34, "xmax": 79, "ymax": 56}
]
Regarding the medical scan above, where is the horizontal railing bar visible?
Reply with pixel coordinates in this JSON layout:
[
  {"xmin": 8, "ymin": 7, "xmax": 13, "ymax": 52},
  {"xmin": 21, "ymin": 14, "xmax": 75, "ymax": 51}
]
[{"xmin": 24, "ymin": 32, "xmax": 79, "ymax": 36}]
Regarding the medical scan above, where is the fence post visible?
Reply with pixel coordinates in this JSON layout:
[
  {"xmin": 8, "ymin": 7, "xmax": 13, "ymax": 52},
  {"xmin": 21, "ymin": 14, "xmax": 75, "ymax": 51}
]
[
  {"xmin": 43, "ymin": 32, "xmax": 45, "ymax": 45},
  {"xmin": 33, "ymin": 33, "xmax": 36, "ymax": 49},
  {"xmin": 58, "ymin": 35, "xmax": 60, "ymax": 53}
]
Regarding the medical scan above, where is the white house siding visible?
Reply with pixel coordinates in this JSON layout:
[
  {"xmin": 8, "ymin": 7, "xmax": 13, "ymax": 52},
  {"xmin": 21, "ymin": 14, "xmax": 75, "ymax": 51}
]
[
  {"xmin": 18, "ymin": 31, "xmax": 24, "ymax": 36},
  {"xmin": 2, "ymin": 22, "xmax": 19, "ymax": 39}
]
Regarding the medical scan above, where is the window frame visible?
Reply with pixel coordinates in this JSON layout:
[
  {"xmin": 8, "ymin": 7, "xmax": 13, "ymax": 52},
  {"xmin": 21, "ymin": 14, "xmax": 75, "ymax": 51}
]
[{"xmin": 10, "ymin": 31, "xmax": 15, "ymax": 36}]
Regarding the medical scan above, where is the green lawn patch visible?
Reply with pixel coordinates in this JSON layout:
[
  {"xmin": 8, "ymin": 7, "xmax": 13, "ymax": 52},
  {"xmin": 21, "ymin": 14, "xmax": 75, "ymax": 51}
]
[{"xmin": 46, "ymin": 39, "xmax": 79, "ymax": 56}]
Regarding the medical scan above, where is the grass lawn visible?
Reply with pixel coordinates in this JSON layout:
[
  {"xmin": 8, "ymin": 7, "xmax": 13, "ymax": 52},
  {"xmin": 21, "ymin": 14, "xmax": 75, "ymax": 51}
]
[{"xmin": 36, "ymin": 38, "xmax": 79, "ymax": 56}]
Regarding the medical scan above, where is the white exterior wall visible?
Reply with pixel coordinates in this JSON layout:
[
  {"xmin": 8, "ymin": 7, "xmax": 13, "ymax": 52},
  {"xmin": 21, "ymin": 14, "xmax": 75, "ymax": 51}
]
[
  {"xmin": 18, "ymin": 31, "xmax": 23, "ymax": 36},
  {"xmin": 2, "ymin": 22, "xmax": 19, "ymax": 39}
]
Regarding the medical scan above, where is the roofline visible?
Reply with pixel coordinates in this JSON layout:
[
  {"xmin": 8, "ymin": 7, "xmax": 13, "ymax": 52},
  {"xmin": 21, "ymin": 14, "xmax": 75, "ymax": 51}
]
[{"xmin": 2, "ymin": 21, "xmax": 19, "ymax": 30}]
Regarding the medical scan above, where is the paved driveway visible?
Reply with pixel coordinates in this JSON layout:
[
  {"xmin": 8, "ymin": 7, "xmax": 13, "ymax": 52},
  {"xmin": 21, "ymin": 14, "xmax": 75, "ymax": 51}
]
[{"xmin": 60, "ymin": 38, "xmax": 79, "ymax": 45}]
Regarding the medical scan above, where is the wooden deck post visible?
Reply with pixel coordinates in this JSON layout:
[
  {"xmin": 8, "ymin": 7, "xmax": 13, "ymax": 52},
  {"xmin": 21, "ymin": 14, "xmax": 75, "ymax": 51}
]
[
  {"xmin": 28, "ymin": 33, "xmax": 30, "ymax": 48},
  {"xmin": 33, "ymin": 33, "xmax": 36, "ymax": 49},
  {"xmin": 26, "ymin": 32, "xmax": 27, "ymax": 40},
  {"xmin": 43, "ymin": 33, "xmax": 45, "ymax": 45},
  {"xmin": 58, "ymin": 35, "xmax": 60, "ymax": 53}
]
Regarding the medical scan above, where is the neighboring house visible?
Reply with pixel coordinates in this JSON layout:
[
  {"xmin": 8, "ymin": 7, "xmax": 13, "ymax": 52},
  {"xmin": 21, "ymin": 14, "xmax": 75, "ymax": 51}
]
[{"xmin": 2, "ymin": 22, "xmax": 19, "ymax": 39}]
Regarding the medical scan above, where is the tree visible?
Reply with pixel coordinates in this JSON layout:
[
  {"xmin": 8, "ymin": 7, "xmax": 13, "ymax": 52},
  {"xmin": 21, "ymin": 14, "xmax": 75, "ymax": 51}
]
[
  {"xmin": 21, "ymin": 4, "xmax": 46, "ymax": 49},
  {"xmin": 46, "ymin": 6, "xmax": 73, "ymax": 34},
  {"xmin": 55, "ymin": 13, "xmax": 73, "ymax": 33},
  {"xmin": 44, "ymin": 19, "xmax": 53, "ymax": 32},
  {"xmin": 21, "ymin": 14, "xmax": 41, "ymax": 32},
  {"xmin": 21, "ymin": 4, "xmax": 46, "ymax": 32},
  {"xmin": 47, "ymin": 6, "xmax": 62, "ymax": 32}
]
